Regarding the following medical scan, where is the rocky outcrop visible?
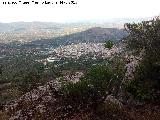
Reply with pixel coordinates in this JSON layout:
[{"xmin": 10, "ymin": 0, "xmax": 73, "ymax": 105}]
[
  {"xmin": 123, "ymin": 49, "xmax": 145, "ymax": 82},
  {"xmin": 4, "ymin": 80, "xmax": 61, "ymax": 120},
  {"xmin": 4, "ymin": 72, "xmax": 84, "ymax": 120},
  {"xmin": 105, "ymin": 95, "xmax": 123, "ymax": 108}
]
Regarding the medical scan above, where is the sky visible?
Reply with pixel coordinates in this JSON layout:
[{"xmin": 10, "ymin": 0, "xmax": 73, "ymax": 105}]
[{"xmin": 0, "ymin": 0, "xmax": 160, "ymax": 23}]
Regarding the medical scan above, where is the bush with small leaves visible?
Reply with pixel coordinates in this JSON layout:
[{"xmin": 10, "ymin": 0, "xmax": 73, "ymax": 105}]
[
  {"xmin": 62, "ymin": 59, "xmax": 126, "ymax": 107},
  {"xmin": 104, "ymin": 40, "xmax": 114, "ymax": 49}
]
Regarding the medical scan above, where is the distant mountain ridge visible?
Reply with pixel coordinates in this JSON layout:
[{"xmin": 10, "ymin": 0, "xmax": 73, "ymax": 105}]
[
  {"xmin": 0, "ymin": 21, "xmax": 124, "ymax": 33},
  {"xmin": 0, "ymin": 18, "xmax": 150, "ymax": 43},
  {"xmin": 0, "ymin": 22, "xmax": 125, "ymax": 43},
  {"xmin": 29, "ymin": 27, "xmax": 127, "ymax": 47}
]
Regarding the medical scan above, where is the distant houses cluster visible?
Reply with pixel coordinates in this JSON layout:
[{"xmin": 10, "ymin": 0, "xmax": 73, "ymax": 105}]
[
  {"xmin": 49, "ymin": 43, "xmax": 122, "ymax": 59},
  {"xmin": 35, "ymin": 43, "xmax": 123, "ymax": 66}
]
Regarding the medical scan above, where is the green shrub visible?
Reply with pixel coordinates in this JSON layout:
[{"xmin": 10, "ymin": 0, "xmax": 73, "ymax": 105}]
[
  {"xmin": 123, "ymin": 80, "xmax": 152, "ymax": 102},
  {"xmin": 62, "ymin": 59, "xmax": 126, "ymax": 105},
  {"xmin": 104, "ymin": 40, "xmax": 114, "ymax": 49},
  {"xmin": 124, "ymin": 17, "xmax": 160, "ymax": 102}
]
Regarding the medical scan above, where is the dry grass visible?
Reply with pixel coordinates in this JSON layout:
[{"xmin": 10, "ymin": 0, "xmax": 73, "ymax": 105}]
[{"xmin": 0, "ymin": 111, "xmax": 9, "ymax": 120}]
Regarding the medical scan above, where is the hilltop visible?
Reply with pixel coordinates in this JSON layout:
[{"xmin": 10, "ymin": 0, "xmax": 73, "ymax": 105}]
[{"xmin": 29, "ymin": 27, "xmax": 127, "ymax": 47}]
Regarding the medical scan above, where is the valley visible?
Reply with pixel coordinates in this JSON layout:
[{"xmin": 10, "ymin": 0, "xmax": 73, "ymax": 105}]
[{"xmin": 0, "ymin": 18, "xmax": 159, "ymax": 120}]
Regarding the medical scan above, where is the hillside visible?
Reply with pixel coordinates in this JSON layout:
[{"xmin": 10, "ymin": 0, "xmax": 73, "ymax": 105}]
[{"xmin": 30, "ymin": 27, "xmax": 127, "ymax": 47}]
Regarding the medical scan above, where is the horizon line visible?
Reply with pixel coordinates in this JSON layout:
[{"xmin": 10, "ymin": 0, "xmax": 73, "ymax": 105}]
[{"xmin": 0, "ymin": 17, "xmax": 153, "ymax": 24}]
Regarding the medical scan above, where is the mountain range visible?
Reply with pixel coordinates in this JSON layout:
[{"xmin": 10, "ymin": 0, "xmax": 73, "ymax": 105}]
[{"xmin": 0, "ymin": 18, "xmax": 150, "ymax": 44}]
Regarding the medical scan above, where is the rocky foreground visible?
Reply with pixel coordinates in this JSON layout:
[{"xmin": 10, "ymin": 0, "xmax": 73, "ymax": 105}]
[
  {"xmin": 3, "ymin": 76, "xmax": 160, "ymax": 120},
  {"xmin": 1, "ymin": 53, "xmax": 159, "ymax": 120}
]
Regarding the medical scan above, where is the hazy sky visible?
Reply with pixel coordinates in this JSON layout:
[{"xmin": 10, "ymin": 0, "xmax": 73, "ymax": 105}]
[{"xmin": 0, "ymin": 0, "xmax": 160, "ymax": 23}]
